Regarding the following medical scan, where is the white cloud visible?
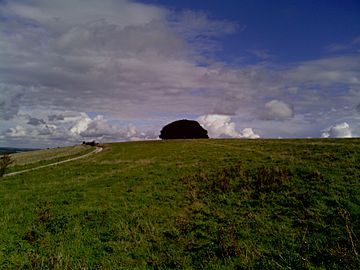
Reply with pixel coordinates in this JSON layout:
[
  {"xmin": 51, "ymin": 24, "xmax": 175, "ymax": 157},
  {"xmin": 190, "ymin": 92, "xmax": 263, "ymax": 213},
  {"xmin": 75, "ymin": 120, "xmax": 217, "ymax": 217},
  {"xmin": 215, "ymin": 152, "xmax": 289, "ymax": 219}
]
[
  {"xmin": 240, "ymin": 128, "xmax": 260, "ymax": 139},
  {"xmin": 69, "ymin": 114, "xmax": 157, "ymax": 141},
  {"xmin": 247, "ymin": 49, "xmax": 272, "ymax": 60},
  {"xmin": 1, "ymin": 0, "xmax": 166, "ymax": 33},
  {"xmin": 171, "ymin": 10, "xmax": 238, "ymax": 56},
  {"xmin": 6, "ymin": 125, "xmax": 27, "ymax": 138},
  {"xmin": 321, "ymin": 122, "xmax": 352, "ymax": 138},
  {"xmin": 197, "ymin": 114, "xmax": 260, "ymax": 139},
  {"xmin": 0, "ymin": 0, "xmax": 241, "ymax": 124},
  {"xmin": 173, "ymin": 10, "xmax": 238, "ymax": 37},
  {"xmin": 325, "ymin": 36, "xmax": 360, "ymax": 53},
  {"xmin": 264, "ymin": 100, "xmax": 294, "ymax": 120},
  {"xmin": 284, "ymin": 56, "xmax": 360, "ymax": 86},
  {"xmin": 69, "ymin": 113, "xmax": 92, "ymax": 136},
  {"xmin": 198, "ymin": 114, "xmax": 239, "ymax": 138}
]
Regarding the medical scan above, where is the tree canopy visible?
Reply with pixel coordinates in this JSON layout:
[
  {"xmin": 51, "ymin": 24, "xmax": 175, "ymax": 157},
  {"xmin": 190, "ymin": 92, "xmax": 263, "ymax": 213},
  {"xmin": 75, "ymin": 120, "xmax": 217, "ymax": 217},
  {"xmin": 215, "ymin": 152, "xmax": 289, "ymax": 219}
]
[{"xmin": 159, "ymin": 119, "xmax": 209, "ymax": 140}]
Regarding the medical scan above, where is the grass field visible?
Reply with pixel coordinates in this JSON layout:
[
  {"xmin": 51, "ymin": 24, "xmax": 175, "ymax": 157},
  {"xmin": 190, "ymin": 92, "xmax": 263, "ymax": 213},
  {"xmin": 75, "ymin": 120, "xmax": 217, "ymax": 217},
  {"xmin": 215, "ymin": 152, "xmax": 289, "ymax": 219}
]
[{"xmin": 0, "ymin": 139, "xmax": 359, "ymax": 269}]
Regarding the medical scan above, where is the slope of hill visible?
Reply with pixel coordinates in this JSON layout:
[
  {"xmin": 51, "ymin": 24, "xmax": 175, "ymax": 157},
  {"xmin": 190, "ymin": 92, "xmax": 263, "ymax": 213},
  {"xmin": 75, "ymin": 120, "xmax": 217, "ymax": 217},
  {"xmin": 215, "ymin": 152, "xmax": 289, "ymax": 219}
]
[
  {"xmin": 0, "ymin": 139, "xmax": 359, "ymax": 269},
  {"xmin": 5, "ymin": 145, "xmax": 95, "ymax": 175}
]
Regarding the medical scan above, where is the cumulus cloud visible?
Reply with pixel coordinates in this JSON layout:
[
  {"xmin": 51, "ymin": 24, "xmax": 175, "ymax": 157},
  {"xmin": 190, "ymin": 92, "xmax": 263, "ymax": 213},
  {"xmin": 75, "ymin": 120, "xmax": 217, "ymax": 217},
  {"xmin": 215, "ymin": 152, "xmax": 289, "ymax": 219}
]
[
  {"xmin": 68, "ymin": 114, "xmax": 157, "ymax": 141},
  {"xmin": 264, "ymin": 100, "xmax": 294, "ymax": 120},
  {"xmin": 241, "ymin": 128, "xmax": 260, "ymax": 139},
  {"xmin": 72, "ymin": 114, "xmax": 139, "ymax": 140},
  {"xmin": 198, "ymin": 114, "xmax": 260, "ymax": 138},
  {"xmin": 6, "ymin": 126, "xmax": 27, "ymax": 138},
  {"xmin": 2, "ymin": 112, "xmax": 156, "ymax": 146},
  {"xmin": 198, "ymin": 114, "xmax": 239, "ymax": 138},
  {"xmin": 321, "ymin": 122, "xmax": 352, "ymax": 138}
]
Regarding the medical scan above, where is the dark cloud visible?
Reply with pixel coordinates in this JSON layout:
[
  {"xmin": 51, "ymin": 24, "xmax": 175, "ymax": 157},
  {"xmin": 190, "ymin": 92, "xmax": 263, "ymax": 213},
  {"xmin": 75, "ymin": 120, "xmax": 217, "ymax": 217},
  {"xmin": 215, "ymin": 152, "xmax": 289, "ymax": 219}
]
[
  {"xmin": 356, "ymin": 104, "xmax": 360, "ymax": 114},
  {"xmin": 27, "ymin": 117, "xmax": 46, "ymax": 126},
  {"xmin": 0, "ymin": 84, "xmax": 24, "ymax": 120},
  {"xmin": 48, "ymin": 114, "xmax": 65, "ymax": 121}
]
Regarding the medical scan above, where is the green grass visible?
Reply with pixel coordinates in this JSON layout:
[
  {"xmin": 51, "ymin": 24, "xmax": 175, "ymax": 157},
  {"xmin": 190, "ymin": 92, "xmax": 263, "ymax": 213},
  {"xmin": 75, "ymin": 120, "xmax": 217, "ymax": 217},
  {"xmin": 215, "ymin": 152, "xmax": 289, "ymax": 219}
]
[{"xmin": 0, "ymin": 139, "xmax": 359, "ymax": 269}]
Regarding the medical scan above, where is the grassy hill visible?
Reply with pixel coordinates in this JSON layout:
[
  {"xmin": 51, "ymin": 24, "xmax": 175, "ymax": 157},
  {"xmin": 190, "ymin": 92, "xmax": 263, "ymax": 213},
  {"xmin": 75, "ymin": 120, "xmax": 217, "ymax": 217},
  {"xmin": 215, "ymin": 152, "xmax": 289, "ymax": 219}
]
[{"xmin": 0, "ymin": 139, "xmax": 359, "ymax": 269}]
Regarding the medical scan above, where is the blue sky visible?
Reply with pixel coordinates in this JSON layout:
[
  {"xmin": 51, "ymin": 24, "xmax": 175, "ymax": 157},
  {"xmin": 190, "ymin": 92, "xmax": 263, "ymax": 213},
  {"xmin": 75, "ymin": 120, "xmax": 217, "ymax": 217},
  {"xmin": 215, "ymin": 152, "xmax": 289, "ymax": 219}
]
[
  {"xmin": 142, "ymin": 0, "xmax": 360, "ymax": 63},
  {"xmin": 0, "ymin": 0, "xmax": 359, "ymax": 147}
]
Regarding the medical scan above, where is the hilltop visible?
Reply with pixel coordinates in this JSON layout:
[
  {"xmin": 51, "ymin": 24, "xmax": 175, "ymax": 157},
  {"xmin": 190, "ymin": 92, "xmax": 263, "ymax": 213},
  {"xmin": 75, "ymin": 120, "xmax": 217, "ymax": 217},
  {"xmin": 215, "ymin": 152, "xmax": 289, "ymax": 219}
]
[{"xmin": 0, "ymin": 139, "xmax": 359, "ymax": 269}]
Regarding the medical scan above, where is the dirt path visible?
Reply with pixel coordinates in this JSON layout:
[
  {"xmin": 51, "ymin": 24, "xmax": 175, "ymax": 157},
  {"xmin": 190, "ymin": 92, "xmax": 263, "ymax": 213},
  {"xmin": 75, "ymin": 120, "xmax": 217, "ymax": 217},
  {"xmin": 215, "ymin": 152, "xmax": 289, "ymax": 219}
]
[{"xmin": 4, "ymin": 147, "xmax": 103, "ymax": 177}]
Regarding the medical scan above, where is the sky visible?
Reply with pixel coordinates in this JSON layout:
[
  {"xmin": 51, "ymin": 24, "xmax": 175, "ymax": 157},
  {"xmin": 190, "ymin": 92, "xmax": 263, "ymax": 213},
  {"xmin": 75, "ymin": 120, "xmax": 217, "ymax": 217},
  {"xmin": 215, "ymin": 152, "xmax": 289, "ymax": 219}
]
[{"xmin": 0, "ymin": 0, "xmax": 359, "ymax": 148}]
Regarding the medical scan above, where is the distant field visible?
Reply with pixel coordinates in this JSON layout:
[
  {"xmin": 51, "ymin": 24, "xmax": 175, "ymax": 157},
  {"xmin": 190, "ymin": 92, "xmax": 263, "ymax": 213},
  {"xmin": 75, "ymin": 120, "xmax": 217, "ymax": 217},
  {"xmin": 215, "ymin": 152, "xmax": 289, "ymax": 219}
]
[
  {"xmin": 0, "ymin": 139, "xmax": 359, "ymax": 269},
  {"xmin": 6, "ymin": 145, "xmax": 94, "ymax": 174},
  {"xmin": 11, "ymin": 145, "xmax": 93, "ymax": 165},
  {"xmin": 0, "ymin": 147, "xmax": 39, "ymax": 154}
]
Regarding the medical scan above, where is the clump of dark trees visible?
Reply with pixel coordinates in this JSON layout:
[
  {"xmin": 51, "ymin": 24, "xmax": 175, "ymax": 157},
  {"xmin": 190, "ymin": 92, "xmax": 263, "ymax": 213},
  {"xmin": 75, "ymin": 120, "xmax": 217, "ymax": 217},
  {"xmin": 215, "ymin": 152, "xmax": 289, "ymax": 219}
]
[
  {"xmin": 159, "ymin": 119, "xmax": 209, "ymax": 140},
  {"xmin": 82, "ymin": 141, "xmax": 98, "ymax": 147},
  {"xmin": 0, "ymin": 153, "xmax": 14, "ymax": 177}
]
